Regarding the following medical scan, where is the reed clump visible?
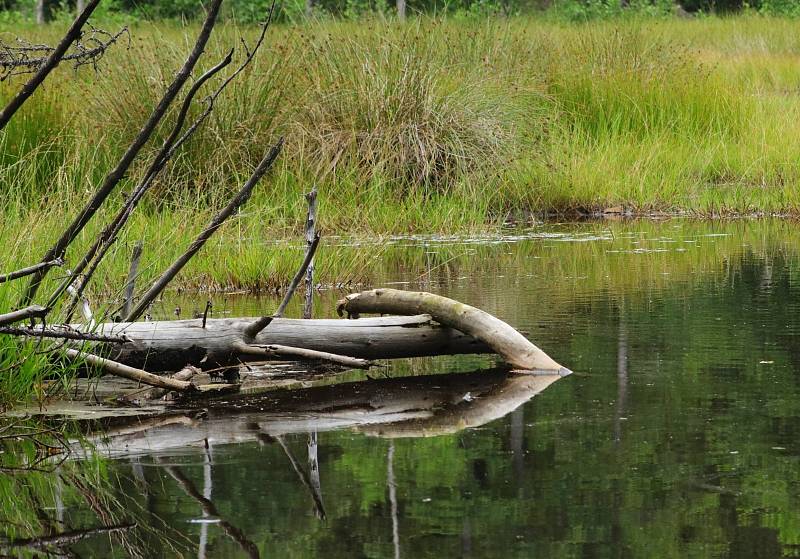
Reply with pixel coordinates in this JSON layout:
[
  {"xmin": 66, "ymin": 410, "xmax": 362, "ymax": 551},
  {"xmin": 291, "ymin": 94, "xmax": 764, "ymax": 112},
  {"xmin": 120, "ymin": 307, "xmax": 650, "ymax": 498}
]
[{"xmin": 2, "ymin": 15, "xmax": 800, "ymax": 300}]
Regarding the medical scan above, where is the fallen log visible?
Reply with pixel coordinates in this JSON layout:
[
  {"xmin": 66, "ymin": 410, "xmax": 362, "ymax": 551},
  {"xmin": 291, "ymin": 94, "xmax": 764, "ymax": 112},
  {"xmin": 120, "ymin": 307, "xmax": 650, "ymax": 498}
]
[
  {"xmin": 338, "ymin": 288, "xmax": 567, "ymax": 372},
  {"xmin": 76, "ymin": 314, "xmax": 490, "ymax": 370}
]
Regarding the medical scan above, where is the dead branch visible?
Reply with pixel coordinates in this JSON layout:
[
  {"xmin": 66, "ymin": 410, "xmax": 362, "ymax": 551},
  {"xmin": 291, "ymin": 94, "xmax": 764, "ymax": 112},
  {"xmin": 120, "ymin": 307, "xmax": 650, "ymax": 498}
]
[
  {"xmin": 0, "ymin": 305, "xmax": 48, "ymax": 327},
  {"xmin": 64, "ymin": 349, "xmax": 194, "ymax": 392},
  {"xmin": 21, "ymin": 0, "xmax": 224, "ymax": 307},
  {"xmin": 0, "ymin": 326, "xmax": 128, "ymax": 343},
  {"xmin": 0, "ymin": 0, "xmax": 101, "ymax": 130},
  {"xmin": 51, "ymin": 50, "xmax": 235, "ymax": 311},
  {"xmin": 233, "ymin": 341, "xmax": 372, "ymax": 369},
  {"xmin": 47, "ymin": 0, "xmax": 278, "ymax": 312},
  {"xmin": 0, "ymin": 258, "xmax": 62, "ymax": 284},
  {"xmin": 122, "ymin": 241, "xmax": 143, "ymax": 318},
  {"xmin": 144, "ymin": 365, "xmax": 201, "ymax": 400},
  {"xmin": 245, "ymin": 233, "xmax": 320, "ymax": 339},
  {"xmin": 303, "ymin": 187, "xmax": 318, "ymax": 319},
  {"xmin": 124, "ymin": 138, "xmax": 284, "ymax": 322},
  {"xmin": 0, "ymin": 26, "xmax": 129, "ymax": 79}
]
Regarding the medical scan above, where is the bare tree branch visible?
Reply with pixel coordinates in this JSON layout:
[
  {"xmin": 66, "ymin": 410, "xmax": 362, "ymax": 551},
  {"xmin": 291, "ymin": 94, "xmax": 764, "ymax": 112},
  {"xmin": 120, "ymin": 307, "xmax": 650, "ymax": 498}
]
[
  {"xmin": 0, "ymin": 0, "xmax": 101, "ymax": 130},
  {"xmin": 124, "ymin": 138, "xmax": 284, "ymax": 322},
  {"xmin": 20, "ymin": 0, "xmax": 224, "ymax": 308},
  {"xmin": 0, "ymin": 26, "xmax": 129, "ymax": 79},
  {"xmin": 0, "ymin": 259, "xmax": 62, "ymax": 284},
  {"xmin": 0, "ymin": 305, "xmax": 48, "ymax": 327}
]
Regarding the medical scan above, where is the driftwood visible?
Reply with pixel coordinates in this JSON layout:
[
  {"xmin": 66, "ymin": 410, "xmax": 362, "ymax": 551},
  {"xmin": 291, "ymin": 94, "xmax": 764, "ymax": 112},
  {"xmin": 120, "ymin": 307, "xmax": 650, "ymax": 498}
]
[
  {"xmin": 71, "ymin": 313, "xmax": 490, "ymax": 370},
  {"xmin": 338, "ymin": 288, "xmax": 568, "ymax": 372}
]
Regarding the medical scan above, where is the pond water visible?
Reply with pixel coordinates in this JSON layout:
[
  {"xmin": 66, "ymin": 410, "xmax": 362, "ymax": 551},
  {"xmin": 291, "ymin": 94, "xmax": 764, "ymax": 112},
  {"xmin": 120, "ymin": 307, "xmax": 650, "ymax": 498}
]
[{"xmin": 5, "ymin": 219, "xmax": 800, "ymax": 558}]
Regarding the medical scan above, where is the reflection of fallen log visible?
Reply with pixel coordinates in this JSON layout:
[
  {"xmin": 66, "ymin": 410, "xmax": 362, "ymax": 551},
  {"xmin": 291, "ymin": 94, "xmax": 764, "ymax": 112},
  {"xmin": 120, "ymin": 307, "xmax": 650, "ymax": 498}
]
[{"xmin": 74, "ymin": 368, "xmax": 568, "ymax": 458}]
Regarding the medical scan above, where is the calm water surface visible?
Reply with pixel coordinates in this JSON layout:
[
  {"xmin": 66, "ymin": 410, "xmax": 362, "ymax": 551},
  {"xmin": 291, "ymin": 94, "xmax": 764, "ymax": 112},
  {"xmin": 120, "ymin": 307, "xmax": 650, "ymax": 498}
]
[{"xmin": 12, "ymin": 219, "xmax": 800, "ymax": 558}]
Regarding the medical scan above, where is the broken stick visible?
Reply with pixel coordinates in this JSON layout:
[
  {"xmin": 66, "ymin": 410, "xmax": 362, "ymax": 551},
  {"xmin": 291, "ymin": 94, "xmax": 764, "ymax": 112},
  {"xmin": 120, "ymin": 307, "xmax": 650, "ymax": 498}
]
[
  {"xmin": 233, "ymin": 341, "xmax": 372, "ymax": 369},
  {"xmin": 64, "ymin": 349, "xmax": 193, "ymax": 392}
]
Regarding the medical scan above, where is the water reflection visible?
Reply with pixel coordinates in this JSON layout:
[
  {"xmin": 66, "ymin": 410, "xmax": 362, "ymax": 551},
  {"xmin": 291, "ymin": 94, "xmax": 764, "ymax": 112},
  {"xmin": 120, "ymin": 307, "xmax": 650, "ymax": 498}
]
[
  {"xmin": 6, "ymin": 219, "xmax": 800, "ymax": 558},
  {"xmin": 79, "ymin": 369, "xmax": 566, "ymax": 457}
]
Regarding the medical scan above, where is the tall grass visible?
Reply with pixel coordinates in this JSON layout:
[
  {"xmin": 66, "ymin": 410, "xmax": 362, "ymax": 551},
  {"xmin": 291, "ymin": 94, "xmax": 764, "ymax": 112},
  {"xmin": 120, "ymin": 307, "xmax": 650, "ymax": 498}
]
[
  {"xmin": 1, "ymin": 15, "xmax": 800, "ymax": 299},
  {"xmin": 6, "ymin": 16, "xmax": 800, "ymax": 216}
]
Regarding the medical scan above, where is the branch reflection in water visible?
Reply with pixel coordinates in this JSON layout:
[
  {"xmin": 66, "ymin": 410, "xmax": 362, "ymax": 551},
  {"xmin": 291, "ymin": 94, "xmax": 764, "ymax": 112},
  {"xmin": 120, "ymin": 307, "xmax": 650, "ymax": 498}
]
[{"xmin": 76, "ymin": 368, "xmax": 568, "ymax": 456}]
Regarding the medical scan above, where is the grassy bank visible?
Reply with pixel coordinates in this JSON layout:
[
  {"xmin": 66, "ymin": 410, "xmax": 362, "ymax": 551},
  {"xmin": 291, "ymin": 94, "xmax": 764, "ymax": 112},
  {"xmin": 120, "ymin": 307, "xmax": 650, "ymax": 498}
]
[{"xmin": 2, "ymin": 15, "xmax": 800, "ymax": 297}]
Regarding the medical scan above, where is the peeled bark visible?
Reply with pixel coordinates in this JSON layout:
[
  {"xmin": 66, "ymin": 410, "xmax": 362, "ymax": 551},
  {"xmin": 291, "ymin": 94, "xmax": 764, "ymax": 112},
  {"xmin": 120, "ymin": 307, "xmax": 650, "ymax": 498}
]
[
  {"xmin": 338, "ymin": 289, "xmax": 568, "ymax": 372},
  {"xmin": 77, "ymin": 314, "xmax": 490, "ymax": 370}
]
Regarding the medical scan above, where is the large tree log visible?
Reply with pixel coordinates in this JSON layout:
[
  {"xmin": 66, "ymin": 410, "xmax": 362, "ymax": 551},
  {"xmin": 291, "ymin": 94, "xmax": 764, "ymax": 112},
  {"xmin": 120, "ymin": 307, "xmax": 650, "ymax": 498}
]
[
  {"xmin": 76, "ymin": 314, "xmax": 490, "ymax": 370},
  {"xmin": 338, "ymin": 288, "xmax": 568, "ymax": 372}
]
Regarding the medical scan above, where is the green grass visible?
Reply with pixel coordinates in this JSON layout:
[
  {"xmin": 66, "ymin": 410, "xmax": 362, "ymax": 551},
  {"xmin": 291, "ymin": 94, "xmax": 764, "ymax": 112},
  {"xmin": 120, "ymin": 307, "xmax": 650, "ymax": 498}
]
[
  {"xmin": 5, "ymin": 14, "xmax": 800, "ymax": 227},
  {"xmin": 3, "ymin": 13, "xmax": 800, "ymax": 405}
]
